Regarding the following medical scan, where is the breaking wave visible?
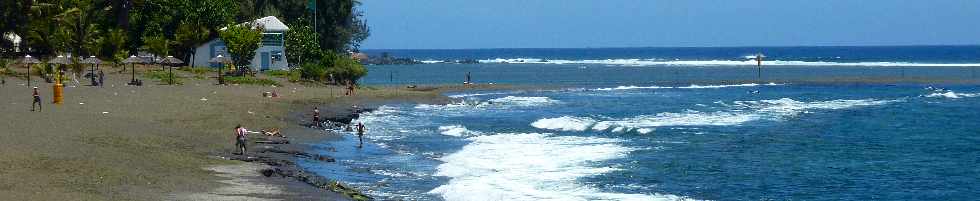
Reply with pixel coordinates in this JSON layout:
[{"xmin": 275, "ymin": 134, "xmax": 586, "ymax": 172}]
[
  {"xmin": 924, "ymin": 91, "xmax": 980, "ymax": 99},
  {"xmin": 430, "ymin": 133, "xmax": 692, "ymax": 201},
  {"xmin": 438, "ymin": 125, "xmax": 483, "ymax": 137},
  {"xmin": 532, "ymin": 98, "xmax": 897, "ymax": 134},
  {"xmin": 595, "ymin": 83, "xmax": 783, "ymax": 91}
]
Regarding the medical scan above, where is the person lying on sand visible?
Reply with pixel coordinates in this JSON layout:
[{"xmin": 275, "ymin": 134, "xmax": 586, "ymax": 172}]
[{"xmin": 261, "ymin": 128, "xmax": 285, "ymax": 138}]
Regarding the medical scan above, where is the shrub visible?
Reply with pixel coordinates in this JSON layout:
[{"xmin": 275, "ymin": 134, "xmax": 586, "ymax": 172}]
[
  {"xmin": 298, "ymin": 51, "xmax": 368, "ymax": 84},
  {"xmin": 178, "ymin": 66, "xmax": 214, "ymax": 75},
  {"xmin": 143, "ymin": 70, "xmax": 183, "ymax": 85},
  {"xmin": 266, "ymin": 69, "xmax": 301, "ymax": 82},
  {"xmin": 224, "ymin": 76, "xmax": 281, "ymax": 86}
]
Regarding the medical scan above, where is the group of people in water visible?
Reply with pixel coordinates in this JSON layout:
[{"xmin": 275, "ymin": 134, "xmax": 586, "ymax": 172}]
[{"xmin": 233, "ymin": 106, "xmax": 367, "ymax": 155}]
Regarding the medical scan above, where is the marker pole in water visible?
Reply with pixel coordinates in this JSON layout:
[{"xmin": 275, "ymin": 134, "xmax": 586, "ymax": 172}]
[{"xmin": 755, "ymin": 53, "xmax": 763, "ymax": 80}]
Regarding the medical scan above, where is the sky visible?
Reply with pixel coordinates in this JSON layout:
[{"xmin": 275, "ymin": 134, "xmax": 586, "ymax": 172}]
[{"xmin": 358, "ymin": 0, "xmax": 980, "ymax": 49}]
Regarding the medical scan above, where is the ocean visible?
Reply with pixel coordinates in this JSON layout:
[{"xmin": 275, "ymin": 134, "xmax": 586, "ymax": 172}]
[{"xmin": 303, "ymin": 46, "xmax": 980, "ymax": 200}]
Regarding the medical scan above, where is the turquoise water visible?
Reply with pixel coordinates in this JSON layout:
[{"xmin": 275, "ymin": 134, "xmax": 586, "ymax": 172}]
[{"xmin": 303, "ymin": 47, "xmax": 980, "ymax": 200}]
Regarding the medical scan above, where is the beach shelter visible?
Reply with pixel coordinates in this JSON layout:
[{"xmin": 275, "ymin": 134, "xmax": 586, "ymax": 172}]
[
  {"xmin": 123, "ymin": 55, "xmax": 145, "ymax": 85},
  {"xmin": 160, "ymin": 56, "xmax": 184, "ymax": 85},
  {"xmin": 209, "ymin": 55, "xmax": 232, "ymax": 85},
  {"xmin": 17, "ymin": 55, "xmax": 40, "ymax": 86},
  {"xmin": 49, "ymin": 55, "xmax": 74, "ymax": 84},
  {"xmin": 81, "ymin": 56, "xmax": 102, "ymax": 86}
]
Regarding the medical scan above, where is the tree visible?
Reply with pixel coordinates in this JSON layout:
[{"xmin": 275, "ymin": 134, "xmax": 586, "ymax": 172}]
[
  {"xmin": 102, "ymin": 29, "xmax": 128, "ymax": 68},
  {"xmin": 54, "ymin": 0, "xmax": 104, "ymax": 57},
  {"xmin": 285, "ymin": 20, "xmax": 320, "ymax": 66},
  {"xmin": 327, "ymin": 53, "xmax": 366, "ymax": 84},
  {"xmin": 312, "ymin": 0, "xmax": 370, "ymax": 52},
  {"xmin": 174, "ymin": 22, "xmax": 208, "ymax": 66},
  {"xmin": 142, "ymin": 35, "xmax": 170, "ymax": 63},
  {"xmin": 219, "ymin": 23, "xmax": 263, "ymax": 73},
  {"xmin": 299, "ymin": 51, "xmax": 366, "ymax": 84}
]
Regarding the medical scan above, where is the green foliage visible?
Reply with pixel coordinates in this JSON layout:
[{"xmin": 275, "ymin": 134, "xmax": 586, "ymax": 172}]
[
  {"xmin": 0, "ymin": 59, "xmax": 11, "ymax": 76},
  {"xmin": 15, "ymin": 0, "xmax": 367, "ymax": 66},
  {"xmin": 174, "ymin": 22, "xmax": 209, "ymax": 64},
  {"xmin": 103, "ymin": 29, "xmax": 128, "ymax": 65},
  {"xmin": 219, "ymin": 23, "xmax": 263, "ymax": 68},
  {"xmin": 178, "ymin": 66, "xmax": 214, "ymax": 75},
  {"xmin": 143, "ymin": 69, "xmax": 184, "ymax": 85},
  {"xmin": 54, "ymin": 0, "xmax": 104, "ymax": 56},
  {"xmin": 142, "ymin": 35, "xmax": 171, "ymax": 59},
  {"xmin": 327, "ymin": 53, "xmax": 367, "ymax": 83},
  {"xmin": 285, "ymin": 22, "xmax": 321, "ymax": 66},
  {"xmin": 312, "ymin": 0, "xmax": 370, "ymax": 52},
  {"xmin": 298, "ymin": 51, "xmax": 367, "ymax": 84},
  {"xmin": 224, "ymin": 76, "xmax": 281, "ymax": 86}
]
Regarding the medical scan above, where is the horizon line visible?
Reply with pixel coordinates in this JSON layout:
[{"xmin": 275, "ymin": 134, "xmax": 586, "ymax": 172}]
[{"xmin": 361, "ymin": 44, "xmax": 980, "ymax": 51}]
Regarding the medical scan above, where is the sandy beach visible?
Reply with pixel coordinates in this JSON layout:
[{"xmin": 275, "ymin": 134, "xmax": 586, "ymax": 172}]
[{"xmin": 0, "ymin": 66, "xmax": 477, "ymax": 200}]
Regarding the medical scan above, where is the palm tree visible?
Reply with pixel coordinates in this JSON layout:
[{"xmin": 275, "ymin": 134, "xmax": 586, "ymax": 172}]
[{"xmin": 103, "ymin": 29, "xmax": 128, "ymax": 70}]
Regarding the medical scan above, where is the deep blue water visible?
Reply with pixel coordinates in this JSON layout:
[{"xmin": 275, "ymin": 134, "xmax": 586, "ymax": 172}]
[{"xmin": 303, "ymin": 47, "xmax": 980, "ymax": 200}]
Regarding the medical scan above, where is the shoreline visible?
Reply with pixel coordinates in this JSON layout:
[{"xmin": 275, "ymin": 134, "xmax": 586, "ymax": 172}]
[{"xmin": 0, "ymin": 67, "xmax": 508, "ymax": 200}]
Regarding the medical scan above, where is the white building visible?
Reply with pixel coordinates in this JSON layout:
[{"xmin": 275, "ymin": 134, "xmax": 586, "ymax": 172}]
[
  {"xmin": 3, "ymin": 33, "xmax": 21, "ymax": 52},
  {"xmin": 190, "ymin": 16, "xmax": 289, "ymax": 71}
]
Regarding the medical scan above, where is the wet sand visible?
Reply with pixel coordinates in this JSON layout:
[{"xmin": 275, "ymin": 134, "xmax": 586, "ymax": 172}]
[{"xmin": 0, "ymin": 67, "xmax": 470, "ymax": 200}]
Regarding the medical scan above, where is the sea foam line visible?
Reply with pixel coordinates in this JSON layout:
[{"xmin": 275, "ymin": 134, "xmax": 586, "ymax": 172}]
[
  {"xmin": 924, "ymin": 91, "xmax": 980, "ymax": 99},
  {"xmin": 462, "ymin": 58, "xmax": 980, "ymax": 67},
  {"xmin": 595, "ymin": 83, "xmax": 783, "ymax": 91},
  {"xmin": 532, "ymin": 98, "xmax": 898, "ymax": 134}
]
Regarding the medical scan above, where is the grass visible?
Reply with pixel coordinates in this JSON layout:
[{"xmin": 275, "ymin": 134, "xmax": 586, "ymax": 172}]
[
  {"xmin": 178, "ymin": 66, "xmax": 215, "ymax": 77},
  {"xmin": 143, "ymin": 70, "xmax": 184, "ymax": 85},
  {"xmin": 224, "ymin": 76, "xmax": 281, "ymax": 86},
  {"xmin": 265, "ymin": 70, "xmax": 301, "ymax": 82}
]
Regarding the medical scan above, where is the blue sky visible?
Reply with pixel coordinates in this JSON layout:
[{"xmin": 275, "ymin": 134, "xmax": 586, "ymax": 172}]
[{"xmin": 358, "ymin": 0, "xmax": 980, "ymax": 49}]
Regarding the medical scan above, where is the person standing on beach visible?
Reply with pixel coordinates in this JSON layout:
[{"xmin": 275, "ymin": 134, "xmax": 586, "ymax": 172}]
[
  {"xmin": 356, "ymin": 122, "xmax": 366, "ymax": 148},
  {"xmin": 98, "ymin": 70, "xmax": 105, "ymax": 88},
  {"xmin": 312, "ymin": 107, "xmax": 321, "ymax": 127},
  {"xmin": 235, "ymin": 125, "xmax": 248, "ymax": 155},
  {"xmin": 31, "ymin": 87, "xmax": 41, "ymax": 112}
]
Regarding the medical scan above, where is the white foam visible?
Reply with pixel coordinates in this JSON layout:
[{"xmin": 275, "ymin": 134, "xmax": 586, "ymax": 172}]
[
  {"xmin": 595, "ymin": 85, "xmax": 671, "ymax": 91},
  {"xmin": 488, "ymin": 96, "xmax": 560, "ymax": 106},
  {"xmin": 535, "ymin": 98, "xmax": 896, "ymax": 133},
  {"xmin": 924, "ymin": 91, "xmax": 980, "ymax": 99},
  {"xmin": 591, "ymin": 111, "xmax": 759, "ymax": 133},
  {"xmin": 595, "ymin": 83, "xmax": 784, "ymax": 91},
  {"xmin": 447, "ymin": 92, "xmax": 514, "ymax": 98},
  {"xmin": 438, "ymin": 125, "xmax": 483, "ymax": 137},
  {"xmin": 735, "ymin": 98, "xmax": 898, "ymax": 117},
  {"xmin": 476, "ymin": 58, "xmax": 980, "ymax": 67},
  {"xmin": 530, "ymin": 116, "xmax": 597, "ymax": 131},
  {"xmin": 430, "ymin": 133, "xmax": 690, "ymax": 201}
]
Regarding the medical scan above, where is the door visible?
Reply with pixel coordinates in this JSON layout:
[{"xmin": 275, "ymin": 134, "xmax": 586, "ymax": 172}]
[{"xmin": 260, "ymin": 52, "xmax": 271, "ymax": 71}]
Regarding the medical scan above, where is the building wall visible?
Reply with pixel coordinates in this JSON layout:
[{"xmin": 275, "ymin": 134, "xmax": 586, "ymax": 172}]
[{"xmin": 191, "ymin": 37, "xmax": 289, "ymax": 70}]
